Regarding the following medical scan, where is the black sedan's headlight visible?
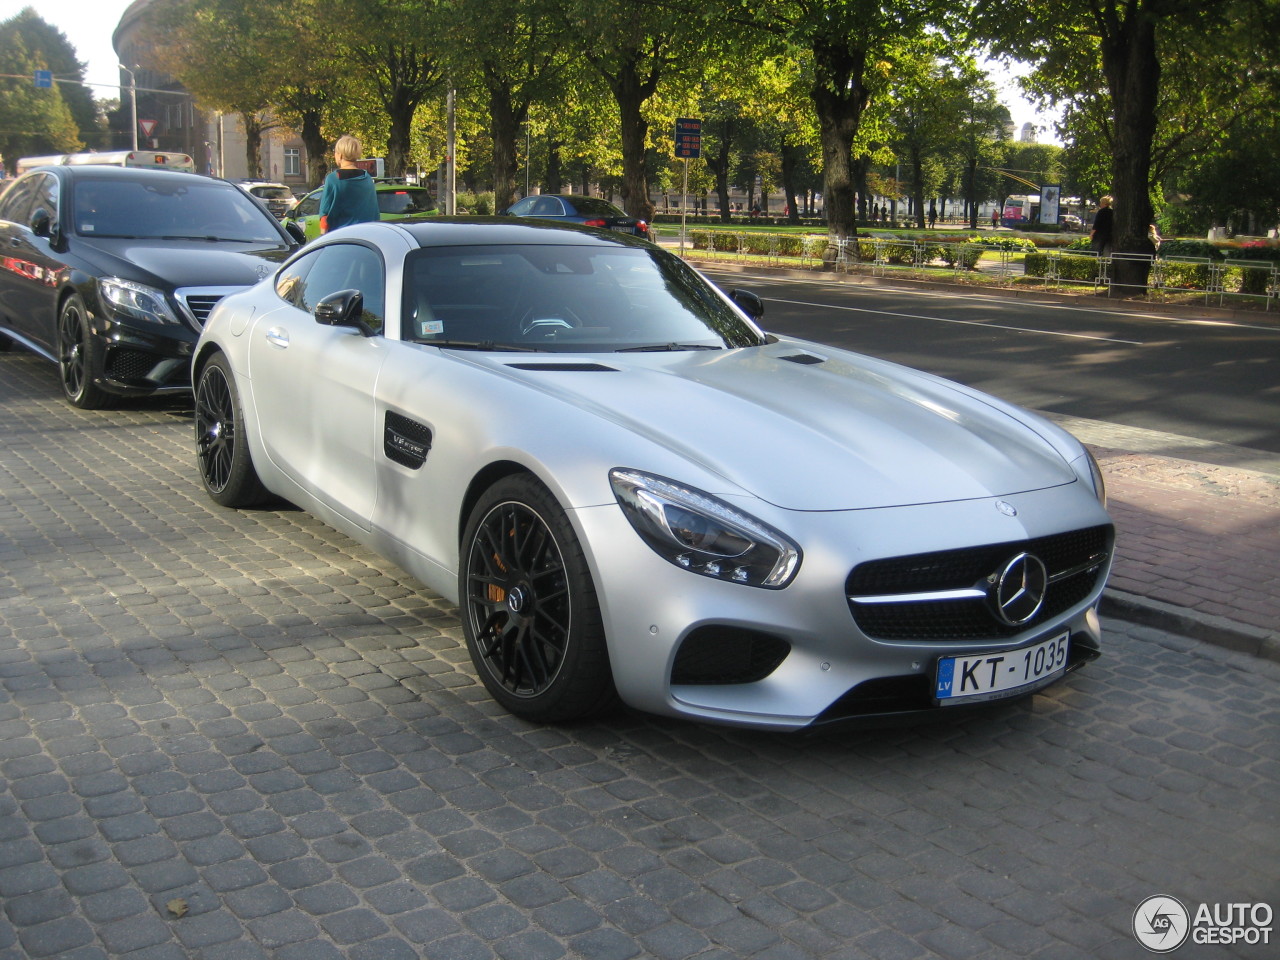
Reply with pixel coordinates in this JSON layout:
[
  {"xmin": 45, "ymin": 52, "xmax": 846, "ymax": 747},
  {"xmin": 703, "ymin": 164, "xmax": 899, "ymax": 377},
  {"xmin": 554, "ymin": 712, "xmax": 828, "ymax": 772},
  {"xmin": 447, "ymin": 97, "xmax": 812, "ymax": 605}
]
[
  {"xmin": 610, "ymin": 469, "xmax": 801, "ymax": 588},
  {"xmin": 98, "ymin": 277, "xmax": 182, "ymax": 326}
]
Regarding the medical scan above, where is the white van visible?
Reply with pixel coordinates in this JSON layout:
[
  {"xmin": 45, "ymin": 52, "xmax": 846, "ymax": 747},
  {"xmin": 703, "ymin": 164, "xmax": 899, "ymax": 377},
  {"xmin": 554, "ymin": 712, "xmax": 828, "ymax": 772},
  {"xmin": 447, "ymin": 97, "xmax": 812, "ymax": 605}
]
[{"xmin": 15, "ymin": 150, "xmax": 197, "ymax": 176}]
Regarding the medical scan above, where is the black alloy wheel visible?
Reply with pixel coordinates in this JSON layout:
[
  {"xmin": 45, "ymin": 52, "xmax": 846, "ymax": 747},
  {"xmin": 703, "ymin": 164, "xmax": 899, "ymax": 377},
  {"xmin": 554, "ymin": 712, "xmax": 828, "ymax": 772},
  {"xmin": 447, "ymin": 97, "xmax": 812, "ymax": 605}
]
[
  {"xmin": 57, "ymin": 293, "xmax": 111, "ymax": 409},
  {"xmin": 461, "ymin": 475, "xmax": 615, "ymax": 722},
  {"xmin": 194, "ymin": 352, "xmax": 268, "ymax": 507}
]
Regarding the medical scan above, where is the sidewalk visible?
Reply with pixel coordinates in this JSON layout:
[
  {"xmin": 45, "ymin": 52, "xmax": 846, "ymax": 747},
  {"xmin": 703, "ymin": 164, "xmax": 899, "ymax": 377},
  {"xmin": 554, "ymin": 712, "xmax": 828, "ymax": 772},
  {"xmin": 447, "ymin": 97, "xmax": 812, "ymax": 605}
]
[
  {"xmin": 683, "ymin": 249, "xmax": 1280, "ymax": 661},
  {"xmin": 1049, "ymin": 414, "xmax": 1280, "ymax": 661}
]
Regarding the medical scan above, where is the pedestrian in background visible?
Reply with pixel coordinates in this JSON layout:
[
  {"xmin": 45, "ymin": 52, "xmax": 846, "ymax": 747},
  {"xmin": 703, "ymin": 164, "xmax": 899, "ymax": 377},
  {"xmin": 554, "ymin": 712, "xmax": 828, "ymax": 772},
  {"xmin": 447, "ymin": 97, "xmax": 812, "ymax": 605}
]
[
  {"xmin": 1091, "ymin": 195, "xmax": 1115, "ymax": 257},
  {"xmin": 319, "ymin": 135, "xmax": 379, "ymax": 234}
]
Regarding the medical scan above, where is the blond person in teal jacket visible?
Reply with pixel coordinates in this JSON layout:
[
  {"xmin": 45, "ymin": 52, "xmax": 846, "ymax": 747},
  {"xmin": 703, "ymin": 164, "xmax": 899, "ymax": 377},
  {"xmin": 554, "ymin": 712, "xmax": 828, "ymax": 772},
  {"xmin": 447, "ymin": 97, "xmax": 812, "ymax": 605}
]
[{"xmin": 318, "ymin": 135, "xmax": 378, "ymax": 233}]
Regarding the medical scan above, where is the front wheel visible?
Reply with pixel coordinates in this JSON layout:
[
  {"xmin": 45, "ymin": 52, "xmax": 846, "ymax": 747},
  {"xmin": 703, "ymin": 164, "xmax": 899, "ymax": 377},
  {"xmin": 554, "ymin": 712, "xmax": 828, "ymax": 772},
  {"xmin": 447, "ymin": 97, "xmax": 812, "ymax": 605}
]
[
  {"xmin": 460, "ymin": 475, "xmax": 616, "ymax": 722},
  {"xmin": 58, "ymin": 294, "xmax": 112, "ymax": 409},
  {"xmin": 194, "ymin": 352, "xmax": 268, "ymax": 507}
]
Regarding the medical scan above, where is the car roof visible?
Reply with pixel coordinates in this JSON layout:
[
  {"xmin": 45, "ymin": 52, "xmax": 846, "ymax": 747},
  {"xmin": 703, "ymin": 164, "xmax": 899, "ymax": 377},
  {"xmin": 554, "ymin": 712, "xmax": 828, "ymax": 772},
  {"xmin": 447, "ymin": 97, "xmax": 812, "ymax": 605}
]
[
  {"xmin": 388, "ymin": 216, "xmax": 652, "ymax": 248},
  {"xmin": 39, "ymin": 165, "xmax": 220, "ymax": 187}
]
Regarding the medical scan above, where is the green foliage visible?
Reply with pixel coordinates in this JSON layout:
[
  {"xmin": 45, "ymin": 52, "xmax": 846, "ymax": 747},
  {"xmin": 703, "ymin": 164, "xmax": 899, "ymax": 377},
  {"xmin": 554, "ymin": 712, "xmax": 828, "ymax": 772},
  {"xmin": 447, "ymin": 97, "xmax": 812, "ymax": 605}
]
[
  {"xmin": 456, "ymin": 191, "xmax": 495, "ymax": 215},
  {"xmin": 965, "ymin": 235, "xmax": 1037, "ymax": 252},
  {"xmin": 1158, "ymin": 238, "xmax": 1222, "ymax": 260},
  {"xmin": 0, "ymin": 10, "xmax": 86, "ymax": 163}
]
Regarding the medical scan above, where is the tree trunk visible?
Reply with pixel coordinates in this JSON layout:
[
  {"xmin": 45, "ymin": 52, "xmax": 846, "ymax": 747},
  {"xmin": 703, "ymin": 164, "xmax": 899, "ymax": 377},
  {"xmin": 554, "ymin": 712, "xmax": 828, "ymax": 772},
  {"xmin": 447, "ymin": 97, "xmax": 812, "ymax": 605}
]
[
  {"xmin": 385, "ymin": 86, "xmax": 415, "ymax": 180},
  {"xmin": 706, "ymin": 117, "xmax": 733, "ymax": 222},
  {"xmin": 966, "ymin": 157, "xmax": 980, "ymax": 229},
  {"xmin": 911, "ymin": 148, "xmax": 926, "ymax": 229},
  {"xmin": 486, "ymin": 73, "xmax": 526, "ymax": 213},
  {"xmin": 780, "ymin": 141, "xmax": 801, "ymax": 224},
  {"xmin": 1101, "ymin": 13, "xmax": 1159, "ymax": 293},
  {"xmin": 241, "ymin": 112, "xmax": 263, "ymax": 180},
  {"xmin": 613, "ymin": 63, "xmax": 654, "ymax": 219},
  {"xmin": 809, "ymin": 39, "xmax": 869, "ymax": 248},
  {"xmin": 299, "ymin": 108, "xmax": 327, "ymax": 189},
  {"xmin": 546, "ymin": 135, "xmax": 562, "ymax": 194}
]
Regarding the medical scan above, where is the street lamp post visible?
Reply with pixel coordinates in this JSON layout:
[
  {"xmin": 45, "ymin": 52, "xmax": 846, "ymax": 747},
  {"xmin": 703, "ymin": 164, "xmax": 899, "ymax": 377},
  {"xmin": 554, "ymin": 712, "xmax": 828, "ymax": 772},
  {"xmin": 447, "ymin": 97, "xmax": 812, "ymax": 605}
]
[{"xmin": 118, "ymin": 64, "xmax": 138, "ymax": 151}]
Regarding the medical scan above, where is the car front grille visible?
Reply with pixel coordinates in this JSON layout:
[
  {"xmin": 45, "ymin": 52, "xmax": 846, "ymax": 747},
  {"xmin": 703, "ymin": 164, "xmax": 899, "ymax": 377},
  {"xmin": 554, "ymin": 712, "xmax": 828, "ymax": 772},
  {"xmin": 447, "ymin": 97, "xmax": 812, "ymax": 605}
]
[
  {"xmin": 846, "ymin": 525, "xmax": 1113, "ymax": 642},
  {"xmin": 175, "ymin": 286, "xmax": 245, "ymax": 328}
]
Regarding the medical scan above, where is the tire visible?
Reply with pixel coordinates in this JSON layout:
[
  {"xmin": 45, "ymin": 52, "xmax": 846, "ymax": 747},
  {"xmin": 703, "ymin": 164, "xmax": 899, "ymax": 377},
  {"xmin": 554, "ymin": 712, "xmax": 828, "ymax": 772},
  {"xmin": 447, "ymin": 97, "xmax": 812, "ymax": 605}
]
[
  {"xmin": 58, "ymin": 293, "xmax": 113, "ymax": 409},
  {"xmin": 193, "ymin": 352, "xmax": 269, "ymax": 507},
  {"xmin": 460, "ymin": 475, "xmax": 617, "ymax": 722}
]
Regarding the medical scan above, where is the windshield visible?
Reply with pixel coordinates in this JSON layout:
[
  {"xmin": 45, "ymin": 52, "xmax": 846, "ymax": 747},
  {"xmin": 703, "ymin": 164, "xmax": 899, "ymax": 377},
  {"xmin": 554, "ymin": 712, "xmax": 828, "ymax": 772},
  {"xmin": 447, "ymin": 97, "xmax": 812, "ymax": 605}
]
[
  {"xmin": 570, "ymin": 197, "xmax": 627, "ymax": 219},
  {"xmin": 378, "ymin": 189, "xmax": 435, "ymax": 215},
  {"xmin": 402, "ymin": 243, "xmax": 764, "ymax": 352},
  {"xmin": 251, "ymin": 186, "xmax": 293, "ymax": 201},
  {"xmin": 72, "ymin": 177, "xmax": 284, "ymax": 243}
]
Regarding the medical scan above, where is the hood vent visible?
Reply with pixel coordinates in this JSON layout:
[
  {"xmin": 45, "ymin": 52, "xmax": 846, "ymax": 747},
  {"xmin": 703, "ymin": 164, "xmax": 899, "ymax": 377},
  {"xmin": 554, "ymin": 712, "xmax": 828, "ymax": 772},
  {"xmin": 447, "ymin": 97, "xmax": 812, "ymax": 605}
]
[
  {"xmin": 780, "ymin": 353, "xmax": 825, "ymax": 365},
  {"xmin": 505, "ymin": 362, "xmax": 619, "ymax": 372}
]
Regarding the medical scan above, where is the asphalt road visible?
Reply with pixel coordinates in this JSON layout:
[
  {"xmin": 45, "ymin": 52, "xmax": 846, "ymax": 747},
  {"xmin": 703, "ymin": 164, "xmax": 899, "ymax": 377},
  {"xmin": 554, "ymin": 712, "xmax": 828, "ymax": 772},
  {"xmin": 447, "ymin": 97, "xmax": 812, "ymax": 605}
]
[
  {"xmin": 1, "ymin": 347, "xmax": 1278, "ymax": 959},
  {"xmin": 702, "ymin": 269, "xmax": 1280, "ymax": 458}
]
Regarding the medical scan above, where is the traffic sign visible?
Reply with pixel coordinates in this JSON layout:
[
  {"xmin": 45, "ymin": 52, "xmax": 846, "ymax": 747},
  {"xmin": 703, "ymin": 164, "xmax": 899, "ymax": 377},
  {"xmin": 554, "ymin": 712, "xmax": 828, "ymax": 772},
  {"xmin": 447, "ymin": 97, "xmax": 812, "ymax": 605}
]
[
  {"xmin": 34, "ymin": 70, "xmax": 52, "ymax": 88},
  {"xmin": 139, "ymin": 119, "xmax": 158, "ymax": 138},
  {"xmin": 675, "ymin": 118, "xmax": 701, "ymax": 159}
]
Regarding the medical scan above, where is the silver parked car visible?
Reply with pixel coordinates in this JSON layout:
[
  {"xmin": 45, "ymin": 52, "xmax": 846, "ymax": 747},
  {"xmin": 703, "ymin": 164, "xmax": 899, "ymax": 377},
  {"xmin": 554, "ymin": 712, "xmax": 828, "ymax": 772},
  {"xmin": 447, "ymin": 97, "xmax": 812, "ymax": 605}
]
[{"xmin": 192, "ymin": 218, "xmax": 1113, "ymax": 730}]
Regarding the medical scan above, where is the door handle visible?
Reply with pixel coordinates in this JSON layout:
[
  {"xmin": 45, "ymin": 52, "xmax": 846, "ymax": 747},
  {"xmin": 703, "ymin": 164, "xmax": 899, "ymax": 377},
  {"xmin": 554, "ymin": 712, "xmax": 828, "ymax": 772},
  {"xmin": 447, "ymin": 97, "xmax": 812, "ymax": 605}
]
[{"xmin": 265, "ymin": 327, "xmax": 289, "ymax": 348}]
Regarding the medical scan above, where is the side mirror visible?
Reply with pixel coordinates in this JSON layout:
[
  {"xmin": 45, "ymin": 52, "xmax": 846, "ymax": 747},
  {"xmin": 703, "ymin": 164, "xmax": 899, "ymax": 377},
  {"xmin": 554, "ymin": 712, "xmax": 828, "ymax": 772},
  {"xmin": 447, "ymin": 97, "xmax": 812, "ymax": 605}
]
[
  {"xmin": 315, "ymin": 288, "xmax": 377, "ymax": 337},
  {"xmin": 729, "ymin": 288, "xmax": 764, "ymax": 321},
  {"xmin": 284, "ymin": 220, "xmax": 307, "ymax": 245},
  {"xmin": 30, "ymin": 208, "xmax": 53, "ymax": 238}
]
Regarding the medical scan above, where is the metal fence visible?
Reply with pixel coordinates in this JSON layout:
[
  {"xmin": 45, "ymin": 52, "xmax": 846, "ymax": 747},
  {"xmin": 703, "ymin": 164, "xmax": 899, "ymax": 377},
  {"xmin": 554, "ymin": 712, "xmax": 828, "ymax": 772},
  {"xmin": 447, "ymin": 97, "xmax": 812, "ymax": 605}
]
[{"xmin": 673, "ymin": 230, "xmax": 1280, "ymax": 311}]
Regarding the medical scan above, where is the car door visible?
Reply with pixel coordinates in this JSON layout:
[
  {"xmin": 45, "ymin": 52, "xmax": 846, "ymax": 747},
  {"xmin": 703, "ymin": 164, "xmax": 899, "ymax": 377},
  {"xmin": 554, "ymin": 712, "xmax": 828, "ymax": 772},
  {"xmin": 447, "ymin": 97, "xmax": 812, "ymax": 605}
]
[
  {"xmin": 248, "ymin": 241, "xmax": 388, "ymax": 529},
  {"xmin": 0, "ymin": 172, "xmax": 63, "ymax": 351}
]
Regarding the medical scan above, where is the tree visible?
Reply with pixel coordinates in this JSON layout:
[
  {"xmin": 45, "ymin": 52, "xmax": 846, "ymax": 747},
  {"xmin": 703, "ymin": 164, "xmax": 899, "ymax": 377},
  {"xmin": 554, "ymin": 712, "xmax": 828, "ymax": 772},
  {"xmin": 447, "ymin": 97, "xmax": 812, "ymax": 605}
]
[
  {"xmin": 0, "ymin": 12, "xmax": 82, "ymax": 165},
  {"xmin": 561, "ymin": 0, "xmax": 708, "ymax": 219},
  {"xmin": 705, "ymin": 1, "xmax": 953, "ymax": 246},
  {"xmin": 971, "ymin": 0, "xmax": 1277, "ymax": 291},
  {"xmin": 441, "ymin": 0, "xmax": 571, "ymax": 212}
]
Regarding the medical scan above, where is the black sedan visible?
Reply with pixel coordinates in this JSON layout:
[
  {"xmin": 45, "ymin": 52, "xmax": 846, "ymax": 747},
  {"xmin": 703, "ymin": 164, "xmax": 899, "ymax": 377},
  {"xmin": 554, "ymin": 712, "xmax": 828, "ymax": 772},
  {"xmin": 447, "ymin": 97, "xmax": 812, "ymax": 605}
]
[
  {"xmin": 504, "ymin": 194, "xmax": 651, "ymax": 239},
  {"xmin": 0, "ymin": 164, "xmax": 297, "ymax": 408}
]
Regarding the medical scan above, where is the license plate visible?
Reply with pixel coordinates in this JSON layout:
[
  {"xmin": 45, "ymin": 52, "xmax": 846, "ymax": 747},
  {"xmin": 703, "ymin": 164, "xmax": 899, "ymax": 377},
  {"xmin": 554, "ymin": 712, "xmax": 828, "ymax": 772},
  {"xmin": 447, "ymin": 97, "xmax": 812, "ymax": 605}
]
[
  {"xmin": 935, "ymin": 632, "xmax": 1069, "ymax": 704},
  {"xmin": 610, "ymin": 226, "xmax": 635, "ymax": 234}
]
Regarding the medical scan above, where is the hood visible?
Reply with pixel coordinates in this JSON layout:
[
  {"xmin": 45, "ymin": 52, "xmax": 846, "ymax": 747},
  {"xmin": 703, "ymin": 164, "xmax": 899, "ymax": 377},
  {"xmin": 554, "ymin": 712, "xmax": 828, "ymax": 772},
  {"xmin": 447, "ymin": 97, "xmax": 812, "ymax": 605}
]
[
  {"xmin": 76, "ymin": 237, "xmax": 291, "ymax": 289},
  {"xmin": 488, "ymin": 343, "xmax": 1078, "ymax": 511}
]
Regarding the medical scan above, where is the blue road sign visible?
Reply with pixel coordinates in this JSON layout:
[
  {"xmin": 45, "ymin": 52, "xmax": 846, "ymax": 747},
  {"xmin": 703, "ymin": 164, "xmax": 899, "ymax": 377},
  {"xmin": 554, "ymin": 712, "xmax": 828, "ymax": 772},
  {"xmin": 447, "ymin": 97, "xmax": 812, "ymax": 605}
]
[
  {"xmin": 34, "ymin": 70, "xmax": 52, "ymax": 88},
  {"xmin": 675, "ymin": 118, "xmax": 701, "ymax": 159}
]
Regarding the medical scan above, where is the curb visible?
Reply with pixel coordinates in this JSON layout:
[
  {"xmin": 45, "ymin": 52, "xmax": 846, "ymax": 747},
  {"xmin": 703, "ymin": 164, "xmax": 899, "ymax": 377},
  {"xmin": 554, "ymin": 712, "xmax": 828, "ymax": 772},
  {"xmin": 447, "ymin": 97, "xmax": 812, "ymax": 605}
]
[{"xmin": 1101, "ymin": 589, "xmax": 1280, "ymax": 663}]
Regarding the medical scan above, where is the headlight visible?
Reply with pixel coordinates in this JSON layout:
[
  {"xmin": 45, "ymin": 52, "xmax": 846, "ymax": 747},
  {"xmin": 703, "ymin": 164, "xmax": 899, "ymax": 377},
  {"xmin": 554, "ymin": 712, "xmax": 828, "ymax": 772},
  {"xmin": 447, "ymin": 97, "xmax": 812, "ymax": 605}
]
[
  {"xmin": 1074, "ymin": 448, "xmax": 1107, "ymax": 505},
  {"xmin": 98, "ymin": 277, "xmax": 182, "ymax": 326},
  {"xmin": 609, "ymin": 468, "xmax": 801, "ymax": 588}
]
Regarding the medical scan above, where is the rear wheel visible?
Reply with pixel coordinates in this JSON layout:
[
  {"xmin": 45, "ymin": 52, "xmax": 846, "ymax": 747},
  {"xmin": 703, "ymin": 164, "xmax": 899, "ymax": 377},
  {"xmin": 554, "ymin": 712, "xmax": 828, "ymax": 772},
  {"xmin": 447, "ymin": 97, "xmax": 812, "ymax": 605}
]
[
  {"xmin": 58, "ymin": 293, "xmax": 112, "ymax": 409},
  {"xmin": 194, "ymin": 352, "xmax": 268, "ymax": 507},
  {"xmin": 460, "ymin": 475, "xmax": 616, "ymax": 722}
]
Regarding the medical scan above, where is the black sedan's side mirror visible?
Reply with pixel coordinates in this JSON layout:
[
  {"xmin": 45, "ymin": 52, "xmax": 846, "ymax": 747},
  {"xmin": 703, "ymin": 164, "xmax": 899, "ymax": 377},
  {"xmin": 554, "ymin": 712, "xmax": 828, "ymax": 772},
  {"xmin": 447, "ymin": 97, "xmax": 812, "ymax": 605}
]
[
  {"xmin": 315, "ymin": 288, "xmax": 377, "ymax": 338},
  {"xmin": 729, "ymin": 288, "xmax": 764, "ymax": 321}
]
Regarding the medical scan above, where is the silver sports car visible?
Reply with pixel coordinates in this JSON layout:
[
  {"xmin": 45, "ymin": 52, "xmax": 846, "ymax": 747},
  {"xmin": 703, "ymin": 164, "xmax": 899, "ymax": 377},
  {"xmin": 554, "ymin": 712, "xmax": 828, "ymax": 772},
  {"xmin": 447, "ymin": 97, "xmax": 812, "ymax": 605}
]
[{"xmin": 192, "ymin": 218, "xmax": 1113, "ymax": 731}]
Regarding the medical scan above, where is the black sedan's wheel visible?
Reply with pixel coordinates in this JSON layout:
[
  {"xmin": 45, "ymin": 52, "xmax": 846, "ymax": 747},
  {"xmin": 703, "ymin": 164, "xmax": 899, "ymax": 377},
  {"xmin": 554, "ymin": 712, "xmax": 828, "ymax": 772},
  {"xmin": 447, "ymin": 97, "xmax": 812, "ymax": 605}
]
[
  {"xmin": 194, "ymin": 352, "xmax": 268, "ymax": 507},
  {"xmin": 460, "ymin": 475, "xmax": 616, "ymax": 722},
  {"xmin": 58, "ymin": 293, "xmax": 112, "ymax": 409}
]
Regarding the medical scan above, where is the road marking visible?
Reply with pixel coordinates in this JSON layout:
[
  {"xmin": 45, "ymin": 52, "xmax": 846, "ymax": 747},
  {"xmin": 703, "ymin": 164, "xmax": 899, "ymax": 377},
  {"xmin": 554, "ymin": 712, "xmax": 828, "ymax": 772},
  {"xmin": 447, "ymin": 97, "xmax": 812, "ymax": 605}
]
[
  {"xmin": 705, "ymin": 269, "xmax": 1280, "ymax": 334},
  {"xmin": 758, "ymin": 295, "xmax": 1147, "ymax": 345}
]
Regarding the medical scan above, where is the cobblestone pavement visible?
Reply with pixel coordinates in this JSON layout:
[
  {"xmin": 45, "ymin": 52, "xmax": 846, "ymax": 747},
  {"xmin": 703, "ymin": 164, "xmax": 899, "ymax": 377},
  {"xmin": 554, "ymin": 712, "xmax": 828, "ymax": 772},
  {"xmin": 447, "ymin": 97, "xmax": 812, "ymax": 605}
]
[{"xmin": 2, "ymin": 350, "xmax": 1278, "ymax": 960}]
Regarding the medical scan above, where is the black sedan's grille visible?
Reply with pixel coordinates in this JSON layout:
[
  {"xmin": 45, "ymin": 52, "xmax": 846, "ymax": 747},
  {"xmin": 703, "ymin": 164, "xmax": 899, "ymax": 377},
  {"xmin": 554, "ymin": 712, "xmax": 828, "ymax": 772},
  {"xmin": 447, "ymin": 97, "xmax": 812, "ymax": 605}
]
[
  {"xmin": 182, "ymin": 294, "xmax": 225, "ymax": 325},
  {"xmin": 847, "ymin": 525, "xmax": 1113, "ymax": 642}
]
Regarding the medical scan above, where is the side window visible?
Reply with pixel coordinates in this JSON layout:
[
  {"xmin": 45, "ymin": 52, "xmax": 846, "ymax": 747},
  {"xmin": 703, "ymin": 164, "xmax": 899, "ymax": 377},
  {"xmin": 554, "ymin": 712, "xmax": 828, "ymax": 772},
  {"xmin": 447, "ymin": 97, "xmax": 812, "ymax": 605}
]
[
  {"xmin": 297, "ymin": 243, "xmax": 385, "ymax": 332},
  {"xmin": 29, "ymin": 174, "xmax": 59, "ymax": 229},
  {"xmin": 275, "ymin": 251, "xmax": 316, "ymax": 308},
  {"xmin": 0, "ymin": 176, "xmax": 40, "ymax": 224},
  {"xmin": 294, "ymin": 192, "xmax": 320, "ymax": 217},
  {"xmin": 530, "ymin": 196, "xmax": 561, "ymax": 216},
  {"xmin": 508, "ymin": 197, "xmax": 534, "ymax": 216}
]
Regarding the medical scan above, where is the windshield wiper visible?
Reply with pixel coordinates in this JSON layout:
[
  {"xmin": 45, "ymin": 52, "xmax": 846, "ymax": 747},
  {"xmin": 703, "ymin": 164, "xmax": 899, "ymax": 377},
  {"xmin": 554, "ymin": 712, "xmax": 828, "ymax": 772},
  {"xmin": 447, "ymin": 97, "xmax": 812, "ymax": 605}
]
[
  {"xmin": 614, "ymin": 342, "xmax": 723, "ymax": 353},
  {"xmin": 425, "ymin": 340, "xmax": 543, "ymax": 352},
  {"xmin": 161, "ymin": 235, "xmax": 262, "ymax": 243}
]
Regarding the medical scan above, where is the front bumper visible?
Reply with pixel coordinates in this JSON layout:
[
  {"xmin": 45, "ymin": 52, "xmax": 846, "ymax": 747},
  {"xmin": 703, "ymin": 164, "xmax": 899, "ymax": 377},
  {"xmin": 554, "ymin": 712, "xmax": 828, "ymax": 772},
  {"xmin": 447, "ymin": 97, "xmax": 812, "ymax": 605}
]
[
  {"xmin": 573, "ymin": 482, "xmax": 1113, "ymax": 731},
  {"xmin": 88, "ymin": 313, "xmax": 198, "ymax": 397}
]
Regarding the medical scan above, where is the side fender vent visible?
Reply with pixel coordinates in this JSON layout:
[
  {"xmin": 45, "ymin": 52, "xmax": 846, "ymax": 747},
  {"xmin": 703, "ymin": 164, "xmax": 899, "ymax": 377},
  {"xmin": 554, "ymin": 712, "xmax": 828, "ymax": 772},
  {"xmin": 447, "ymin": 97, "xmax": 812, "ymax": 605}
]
[{"xmin": 384, "ymin": 411, "xmax": 432, "ymax": 469}]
